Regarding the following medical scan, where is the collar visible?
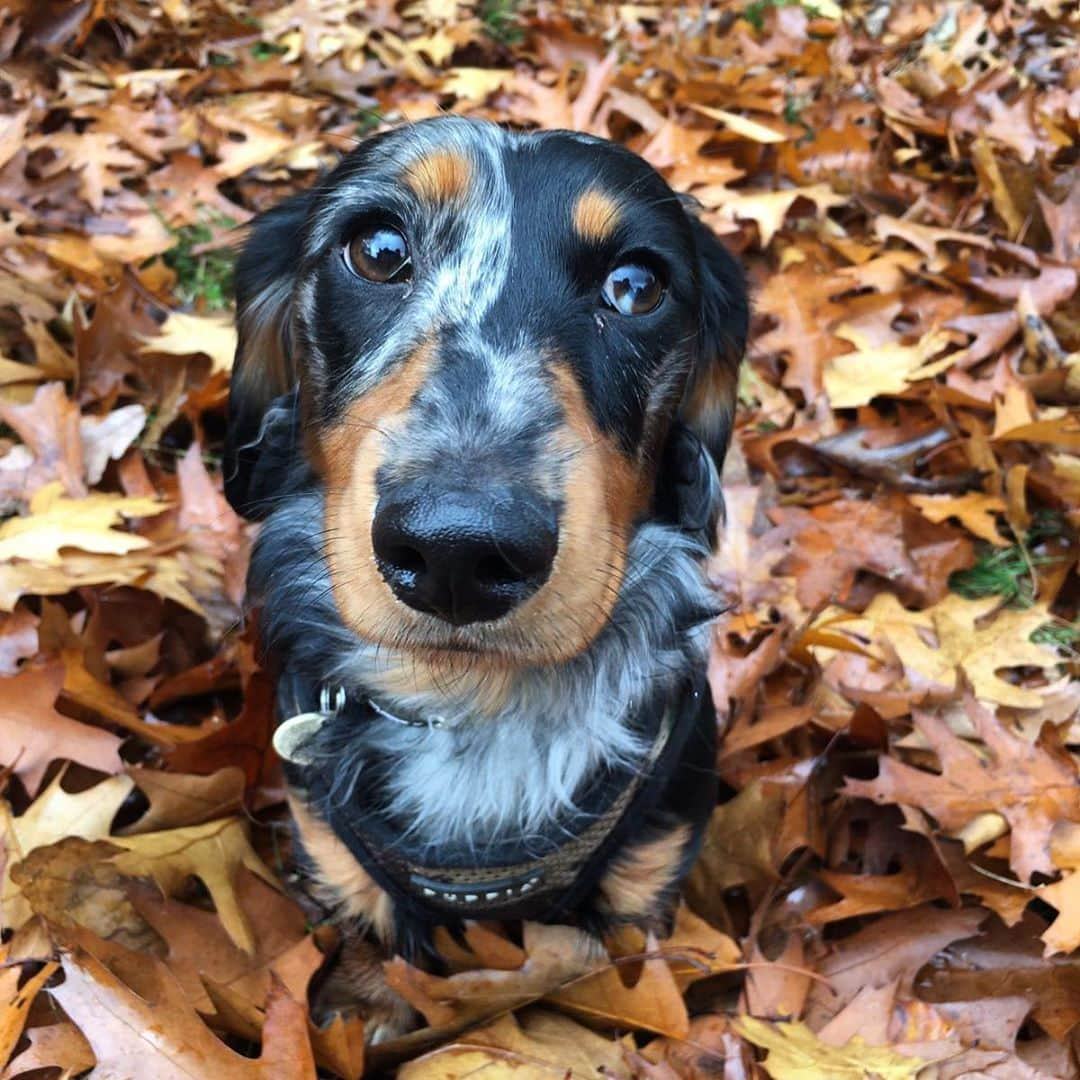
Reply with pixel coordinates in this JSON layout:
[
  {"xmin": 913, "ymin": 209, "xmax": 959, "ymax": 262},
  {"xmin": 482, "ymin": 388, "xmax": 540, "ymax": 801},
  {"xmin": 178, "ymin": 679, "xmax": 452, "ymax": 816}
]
[{"xmin": 273, "ymin": 671, "xmax": 708, "ymax": 924}]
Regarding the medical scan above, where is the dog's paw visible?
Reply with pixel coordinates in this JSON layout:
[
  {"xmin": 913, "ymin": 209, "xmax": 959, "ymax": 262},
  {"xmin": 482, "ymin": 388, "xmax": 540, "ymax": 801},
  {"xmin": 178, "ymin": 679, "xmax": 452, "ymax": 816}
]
[{"xmin": 311, "ymin": 933, "xmax": 415, "ymax": 1044}]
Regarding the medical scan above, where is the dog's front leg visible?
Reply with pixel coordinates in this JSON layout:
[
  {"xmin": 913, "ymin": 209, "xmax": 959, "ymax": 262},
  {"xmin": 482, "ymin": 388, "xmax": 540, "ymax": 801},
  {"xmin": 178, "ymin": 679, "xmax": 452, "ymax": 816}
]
[{"xmin": 289, "ymin": 796, "xmax": 415, "ymax": 1043}]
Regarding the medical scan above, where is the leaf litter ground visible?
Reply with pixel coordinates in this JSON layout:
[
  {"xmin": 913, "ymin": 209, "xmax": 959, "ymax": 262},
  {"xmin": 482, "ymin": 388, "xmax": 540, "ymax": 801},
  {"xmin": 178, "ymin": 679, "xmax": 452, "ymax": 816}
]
[{"xmin": 0, "ymin": 1, "xmax": 1078, "ymax": 1077}]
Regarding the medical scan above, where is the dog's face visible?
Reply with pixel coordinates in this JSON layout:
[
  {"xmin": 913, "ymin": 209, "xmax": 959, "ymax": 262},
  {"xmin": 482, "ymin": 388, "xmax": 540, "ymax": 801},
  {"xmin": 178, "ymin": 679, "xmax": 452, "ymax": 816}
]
[{"xmin": 226, "ymin": 118, "xmax": 746, "ymax": 670}]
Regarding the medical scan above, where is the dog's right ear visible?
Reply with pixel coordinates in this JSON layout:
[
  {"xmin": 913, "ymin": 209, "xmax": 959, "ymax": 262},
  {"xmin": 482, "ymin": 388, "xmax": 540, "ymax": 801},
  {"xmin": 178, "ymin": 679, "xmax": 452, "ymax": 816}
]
[{"xmin": 224, "ymin": 191, "xmax": 312, "ymax": 518}]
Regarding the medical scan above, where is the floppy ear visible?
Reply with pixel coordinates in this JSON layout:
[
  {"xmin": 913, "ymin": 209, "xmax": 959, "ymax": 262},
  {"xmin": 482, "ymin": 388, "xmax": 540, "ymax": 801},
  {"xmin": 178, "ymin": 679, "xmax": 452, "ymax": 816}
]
[
  {"xmin": 653, "ymin": 420, "xmax": 722, "ymax": 547},
  {"xmin": 224, "ymin": 191, "xmax": 312, "ymax": 519},
  {"xmin": 678, "ymin": 210, "xmax": 749, "ymax": 475}
]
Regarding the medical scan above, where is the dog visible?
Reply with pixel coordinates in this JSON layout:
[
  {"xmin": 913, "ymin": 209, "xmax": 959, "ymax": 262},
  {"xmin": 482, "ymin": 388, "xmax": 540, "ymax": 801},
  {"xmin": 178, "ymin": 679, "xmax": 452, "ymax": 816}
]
[{"xmin": 223, "ymin": 116, "xmax": 747, "ymax": 1034}]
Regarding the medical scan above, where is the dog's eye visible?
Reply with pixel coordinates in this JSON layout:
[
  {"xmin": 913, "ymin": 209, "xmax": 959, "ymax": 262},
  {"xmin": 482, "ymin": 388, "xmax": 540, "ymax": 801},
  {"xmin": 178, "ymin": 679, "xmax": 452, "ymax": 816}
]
[
  {"xmin": 345, "ymin": 225, "xmax": 411, "ymax": 283},
  {"xmin": 601, "ymin": 263, "xmax": 664, "ymax": 315}
]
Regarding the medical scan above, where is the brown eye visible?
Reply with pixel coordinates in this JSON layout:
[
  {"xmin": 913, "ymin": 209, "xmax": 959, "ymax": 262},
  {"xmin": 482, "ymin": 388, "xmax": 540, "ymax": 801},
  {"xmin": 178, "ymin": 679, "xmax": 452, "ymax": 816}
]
[
  {"xmin": 601, "ymin": 262, "xmax": 664, "ymax": 315},
  {"xmin": 345, "ymin": 225, "xmax": 411, "ymax": 283}
]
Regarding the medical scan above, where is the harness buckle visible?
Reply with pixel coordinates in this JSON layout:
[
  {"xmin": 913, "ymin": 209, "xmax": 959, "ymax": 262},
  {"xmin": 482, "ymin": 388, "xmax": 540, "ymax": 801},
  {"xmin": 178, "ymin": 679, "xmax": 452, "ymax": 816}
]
[{"xmin": 319, "ymin": 684, "xmax": 347, "ymax": 716}]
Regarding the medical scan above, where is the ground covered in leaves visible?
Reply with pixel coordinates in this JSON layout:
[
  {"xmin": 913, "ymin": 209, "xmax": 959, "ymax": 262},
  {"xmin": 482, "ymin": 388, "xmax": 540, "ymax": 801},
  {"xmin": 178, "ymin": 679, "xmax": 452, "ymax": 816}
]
[{"xmin": 0, "ymin": 0, "xmax": 1078, "ymax": 1076}]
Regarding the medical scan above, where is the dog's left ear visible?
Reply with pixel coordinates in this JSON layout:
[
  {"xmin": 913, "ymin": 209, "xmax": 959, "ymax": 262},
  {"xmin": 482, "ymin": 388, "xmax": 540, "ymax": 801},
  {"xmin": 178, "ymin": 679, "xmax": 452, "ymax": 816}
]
[
  {"xmin": 678, "ymin": 208, "xmax": 748, "ymax": 475},
  {"xmin": 224, "ymin": 190, "xmax": 312, "ymax": 519}
]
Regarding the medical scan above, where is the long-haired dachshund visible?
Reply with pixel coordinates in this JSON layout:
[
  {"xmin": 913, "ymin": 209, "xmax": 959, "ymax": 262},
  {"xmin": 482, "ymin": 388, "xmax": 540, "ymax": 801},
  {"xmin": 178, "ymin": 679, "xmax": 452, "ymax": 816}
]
[{"xmin": 224, "ymin": 116, "xmax": 747, "ymax": 1036}]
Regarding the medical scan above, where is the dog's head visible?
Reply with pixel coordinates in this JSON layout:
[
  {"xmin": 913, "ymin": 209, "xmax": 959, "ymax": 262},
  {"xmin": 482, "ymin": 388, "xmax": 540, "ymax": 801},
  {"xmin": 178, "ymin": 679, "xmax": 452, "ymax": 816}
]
[{"xmin": 225, "ymin": 117, "xmax": 746, "ymax": 669}]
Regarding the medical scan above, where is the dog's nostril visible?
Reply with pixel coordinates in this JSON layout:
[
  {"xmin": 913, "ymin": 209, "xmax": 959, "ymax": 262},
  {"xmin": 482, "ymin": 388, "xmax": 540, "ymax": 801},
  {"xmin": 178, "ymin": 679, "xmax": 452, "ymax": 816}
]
[
  {"xmin": 474, "ymin": 554, "xmax": 522, "ymax": 586},
  {"xmin": 387, "ymin": 545, "xmax": 426, "ymax": 577}
]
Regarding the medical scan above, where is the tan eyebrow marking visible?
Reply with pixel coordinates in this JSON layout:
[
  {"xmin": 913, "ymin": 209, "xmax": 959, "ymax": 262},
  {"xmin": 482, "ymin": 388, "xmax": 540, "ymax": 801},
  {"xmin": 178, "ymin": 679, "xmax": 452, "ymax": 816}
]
[
  {"xmin": 572, "ymin": 188, "xmax": 621, "ymax": 243},
  {"xmin": 403, "ymin": 149, "xmax": 472, "ymax": 203}
]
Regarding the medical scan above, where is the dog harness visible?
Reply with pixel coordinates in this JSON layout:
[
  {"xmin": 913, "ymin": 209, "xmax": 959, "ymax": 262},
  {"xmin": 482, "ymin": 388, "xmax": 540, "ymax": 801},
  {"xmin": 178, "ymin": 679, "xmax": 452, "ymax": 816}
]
[{"xmin": 273, "ymin": 670, "xmax": 717, "ymax": 936}]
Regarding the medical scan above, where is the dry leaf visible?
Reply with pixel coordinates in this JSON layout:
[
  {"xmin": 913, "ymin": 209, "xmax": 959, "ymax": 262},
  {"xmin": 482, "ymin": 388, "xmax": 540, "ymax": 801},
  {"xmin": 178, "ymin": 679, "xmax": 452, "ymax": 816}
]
[
  {"xmin": 845, "ymin": 705, "xmax": 1080, "ymax": 881},
  {"xmin": 0, "ymin": 483, "xmax": 168, "ymax": 563},
  {"xmin": 141, "ymin": 311, "xmax": 237, "ymax": 374},
  {"xmin": 0, "ymin": 662, "xmax": 124, "ymax": 795},
  {"xmin": 734, "ymin": 1015, "xmax": 926, "ymax": 1079},
  {"xmin": 50, "ymin": 933, "xmax": 316, "ymax": 1080},
  {"xmin": 109, "ymin": 818, "xmax": 279, "ymax": 953},
  {"xmin": 2, "ymin": 772, "xmax": 135, "ymax": 930}
]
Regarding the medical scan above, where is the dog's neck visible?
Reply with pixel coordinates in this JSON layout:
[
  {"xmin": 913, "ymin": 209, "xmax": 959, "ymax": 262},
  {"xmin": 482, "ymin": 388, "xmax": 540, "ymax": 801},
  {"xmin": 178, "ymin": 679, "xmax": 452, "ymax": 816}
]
[{"xmin": 252, "ymin": 492, "xmax": 716, "ymax": 850}]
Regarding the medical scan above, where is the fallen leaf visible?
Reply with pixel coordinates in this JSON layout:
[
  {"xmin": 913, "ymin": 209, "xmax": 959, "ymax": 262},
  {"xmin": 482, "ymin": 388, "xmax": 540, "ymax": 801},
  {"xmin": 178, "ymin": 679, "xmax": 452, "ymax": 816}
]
[
  {"xmin": 79, "ymin": 404, "xmax": 146, "ymax": 485},
  {"xmin": 0, "ymin": 483, "xmax": 168, "ymax": 563},
  {"xmin": 141, "ymin": 311, "xmax": 237, "ymax": 375},
  {"xmin": 1038, "ymin": 822, "xmax": 1080, "ymax": 956},
  {"xmin": 845, "ymin": 705, "xmax": 1080, "ymax": 881},
  {"xmin": 2, "ymin": 772, "xmax": 135, "ymax": 931},
  {"xmin": 1, "ymin": 1020, "xmax": 95, "ymax": 1079},
  {"xmin": 908, "ymin": 492, "xmax": 1008, "ymax": 545},
  {"xmin": 400, "ymin": 1009, "xmax": 634, "ymax": 1080},
  {"xmin": 733, "ymin": 1015, "xmax": 925, "ymax": 1079},
  {"xmin": 804, "ymin": 906, "xmax": 986, "ymax": 1028},
  {"xmin": 709, "ymin": 185, "xmax": 846, "ymax": 248},
  {"xmin": 0, "ymin": 955, "xmax": 59, "ymax": 1069},
  {"xmin": 823, "ymin": 327, "xmax": 957, "ymax": 408},
  {"xmin": 860, "ymin": 593, "xmax": 1062, "ymax": 709},
  {"xmin": 690, "ymin": 103, "xmax": 789, "ymax": 143},
  {"xmin": 0, "ymin": 382, "xmax": 85, "ymax": 499},
  {"xmin": 0, "ymin": 662, "xmax": 124, "ymax": 796},
  {"xmin": 122, "ymin": 765, "xmax": 245, "ymax": 833},
  {"xmin": 50, "ymin": 932, "xmax": 317, "ymax": 1079},
  {"xmin": 109, "ymin": 818, "xmax": 279, "ymax": 953}
]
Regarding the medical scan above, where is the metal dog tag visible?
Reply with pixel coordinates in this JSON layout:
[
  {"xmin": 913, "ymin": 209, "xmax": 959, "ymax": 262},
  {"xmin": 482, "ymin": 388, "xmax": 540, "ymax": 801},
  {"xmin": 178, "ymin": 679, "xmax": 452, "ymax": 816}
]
[{"xmin": 272, "ymin": 686, "xmax": 344, "ymax": 766}]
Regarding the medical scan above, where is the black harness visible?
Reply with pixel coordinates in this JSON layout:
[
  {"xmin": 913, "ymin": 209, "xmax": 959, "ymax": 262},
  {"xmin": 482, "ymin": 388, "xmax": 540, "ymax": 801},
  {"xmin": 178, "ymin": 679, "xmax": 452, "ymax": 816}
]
[{"xmin": 275, "ymin": 670, "xmax": 717, "ymax": 936}]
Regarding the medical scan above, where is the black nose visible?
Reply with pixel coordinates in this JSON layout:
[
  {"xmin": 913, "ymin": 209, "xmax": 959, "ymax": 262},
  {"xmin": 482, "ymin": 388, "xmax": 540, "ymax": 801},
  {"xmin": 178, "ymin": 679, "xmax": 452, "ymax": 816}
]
[{"xmin": 371, "ymin": 484, "xmax": 558, "ymax": 626}]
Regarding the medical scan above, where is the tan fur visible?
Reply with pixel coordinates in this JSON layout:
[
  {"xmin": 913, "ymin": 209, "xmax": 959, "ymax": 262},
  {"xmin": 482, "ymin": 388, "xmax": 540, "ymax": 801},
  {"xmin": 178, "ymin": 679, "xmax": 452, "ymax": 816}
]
[
  {"xmin": 321, "ymin": 341, "xmax": 436, "ymax": 656},
  {"xmin": 681, "ymin": 349, "xmax": 738, "ymax": 458},
  {"xmin": 597, "ymin": 823, "xmax": 692, "ymax": 919},
  {"xmin": 310, "ymin": 924, "xmax": 413, "ymax": 1040},
  {"xmin": 289, "ymin": 794, "xmax": 395, "ymax": 942},
  {"xmin": 549, "ymin": 361, "xmax": 650, "ymax": 534},
  {"xmin": 403, "ymin": 150, "xmax": 471, "ymax": 204},
  {"xmin": 362, "ymin": 654, "xmax": 516, "ymax": 716},
  {"xmin": 572, "ymin": 189, "xmax": 621, "ymax": 243}
]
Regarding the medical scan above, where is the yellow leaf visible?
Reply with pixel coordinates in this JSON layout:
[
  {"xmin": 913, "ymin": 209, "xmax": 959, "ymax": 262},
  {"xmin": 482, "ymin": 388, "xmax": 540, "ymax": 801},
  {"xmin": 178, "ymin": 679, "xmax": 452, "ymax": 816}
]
[
  {"xmin": 733, "ymin": 1016, "xmax": 924, "ymax": 1080},
  {"xmin": 862, "ymin": 592, "xmax": 1059, "ymax": 708},
  {"xmin": 109, "ymin": 818, "xmax": 279, "ymax": 953},
  {"xmin": 2, "ymin": 772, "xmax": 135, "ymax": 930},
  {"xmin": 0, "ymin": 483, "xmax": 168, "ymax": 564},
  {"xmin": 141, "ymin": 311, "xmax": 238, "ymax": 374},
  {"xmin": 400, "ymin": 1010, "xmax": 633, "ymax": 1080},
  {"xmin": 690, "ymin": 104, "xmax": 788, "ymax": 143},
  {"xmin": 0, "ymin": 548, "xmax": 204, "ymax": 614},
  {"xmin": 992, "ymin": 383, "xmax": 1037, "ymax": 439},
  {"xmin": 1040, "ymin": 822, "xmax": 1080, "ymax": 956},
  {"xmin": 709, "ymin": 184, "xmax": 846, "ymax": 247},
  {"xmin": 442, "ymin": 68, "xmax": 508, "ymax": 101},
  {"xmin": 908, "ymin": 492, "xmax": 1008, "ymax": 545},
  {"xmin": 823, "ymin": 327, "xmax": 956, "ymax": 408}
]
